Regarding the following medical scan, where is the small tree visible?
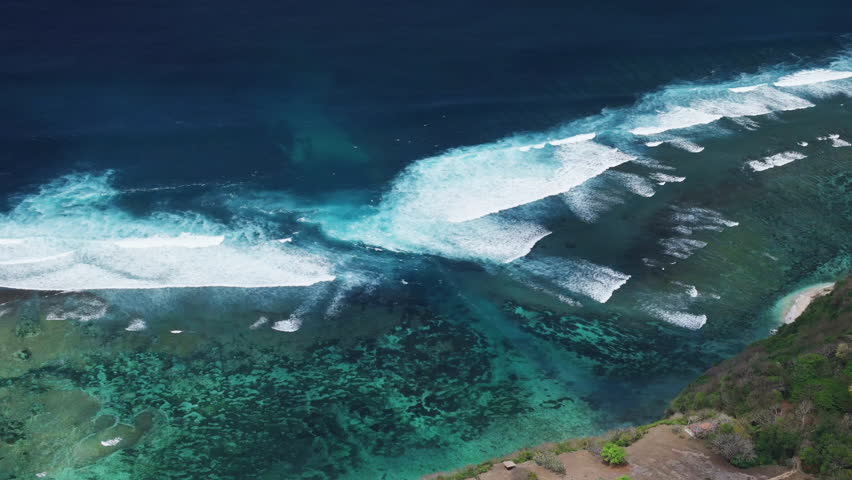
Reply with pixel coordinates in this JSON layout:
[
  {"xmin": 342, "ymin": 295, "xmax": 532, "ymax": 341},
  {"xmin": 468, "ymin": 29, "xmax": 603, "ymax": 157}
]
[
  {"xmin": 794, "ymin": 399, "xmax": 814, "ymax": 431},
  {"xmin": 601, "ymin": 443, "xmax": 626, "ymax": 465}
]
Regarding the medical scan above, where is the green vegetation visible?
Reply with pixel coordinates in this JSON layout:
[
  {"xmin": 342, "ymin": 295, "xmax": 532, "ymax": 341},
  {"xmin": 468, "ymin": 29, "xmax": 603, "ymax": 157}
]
[
  {"xmin": 601, "ymin": 442, "xmax": 627, "ymax": 465},
  {"xmin": 434, "ymin": 461, "xmax": 493, "ymax": 480},
  {"xmin": 615, "ymin": 476, "xmax": 633, "ymax": 480},
  {"xmin": 533, "ymin": 450, "xmax": 566, "ymax": 474},
  {"xmin": 670, "ymin": 276, "xmax": 852, "ymax": 479},
  {"xmin": 513, "ymin": 449, "xmax": 536, "ymax": 463},
  {"xmin": 606, "ymin": 418, "xmax": 688, "ymax": 448},
  {"xmin": 553, "ymin": 437, "xmax": 589, "ymax": 454}
]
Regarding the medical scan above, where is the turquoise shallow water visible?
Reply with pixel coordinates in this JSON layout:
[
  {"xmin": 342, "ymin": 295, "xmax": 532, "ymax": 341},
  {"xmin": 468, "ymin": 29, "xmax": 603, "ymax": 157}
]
[{"xmin": 1, "ymin": 9, "xmax": 852, "ymax": 478}]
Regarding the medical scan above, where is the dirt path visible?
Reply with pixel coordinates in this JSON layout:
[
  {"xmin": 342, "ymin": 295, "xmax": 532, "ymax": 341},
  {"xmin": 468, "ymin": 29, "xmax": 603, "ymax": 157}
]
[{"xmin": 435, "ymin": 425, "xmax": 809, "ymax": 480}]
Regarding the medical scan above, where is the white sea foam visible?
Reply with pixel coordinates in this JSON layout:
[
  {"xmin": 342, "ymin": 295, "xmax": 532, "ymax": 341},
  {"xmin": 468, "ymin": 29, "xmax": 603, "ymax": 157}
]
[
  {"xmin": 562, "ymin": 171, "xmax": 655, "ymax": 222},
  {"xmin": 797, "ymin": 141, "xmax": 809, "ymax": 147},
  {"xmin": 748, "ymin": 151, "xmax": 807, "ymax": 171},
  {"xmin": 272, "ymin": 315, "xmax": 302, "ymax": 332},
  {"xmin": 0, "ymin": 251, "xmax": 73, "ymax": 265},
  {"xmin": 774, "ymin": 69, "xmax": 852, "ymax": 87},
  {"xmin": 731, "ymin": 116, "xmax": 760, "ymax": 130},
  {"xmin": 0, "ymin": 240, "xmax": 335, "ymax": 290},
  {"xmin": 563, "ymin": 187, "xmax": 622, "ymax": 223},
  {"xmin": 513, "ymin": 274, "xmax": 585, "ymax": 307},
  {"xmin": 628, "ymin": 86, "xmax": 813, "ymax": 136},
  {"xmin": 509, "ymin": 257, "xmax": 630, "ymax": 303},
  {"xmin": 45, "ymin": 296, "xmax": 108, "ymax": 322},
  {"xmin": 100, "ymin": 437, "xmax": 123, "ymax": 447},
  {"xmin": 660, "ymin": 238, "xmax": 708, "ymax": 259},
  {"xmin": 333, "ymin": 213, "xmax": 551, "ymax": 264},
  {"xmin": 611, "ymin": 172, "xmax": 656, "ymax": 197},
  {"xmin": 391, "ymin": 140, "xmax": 634, "ymax": 224},
  {"xmin": 674, "ymin": 281, "xmax": 700, "ymax": 298},
  {"xmin": 320, "ymin": 140, "xmax": 632, "ymax": 263},
  {"xmin": 643, "ymin": 139, "xmax": 704, "ymax": 152},
  {"xmin": 817, "ymin": 133, "xmax": 851, "ymax": 147},
  {"xmin": 249, "ymin": 316, "xmax": 269, "ymax": 330},
  {"xmin": 729, "ymin": 84, "xmax": 767, "ymax": 93},
  {"xmin": 517, "ymin": 133, "xmax": 596, "ymax": 151},
  {"xmin": 0, "ymin": 172, "xmax": 336, "ymax": 291},
  {"xmin": 646, "ymin": 307, "xmax": 707, "ymax": 329},
  {"xmin": 641, "ymin": 257, "xmax": 664, "ymax": 268},
  {"xmin": 671, "ymin": 207, "xmax": 739, "ymax": 235},
  {"xmin": 649, "ymin": 173, "xmax": 686, "ymax": 184},
  {"xmin": 630, "ymin": 107, "xmax": 723, "ymax": 136},
  {"xmin": 113, "ymin": 234, "xmax": 224, "ymax": 249},
  {"xmin": 0, "ymin": 239, "xmax": 24, "ymax": 245},
  {"xmin": 666, "ymin": 138, "xmax": 705, "ymax": 153},
  {"xmin": 549, "ymin": 133, "xmax": 597, "ymax": 145},
  {"xmin": 125, "ymin": 318, "xmax": 147, "ymax": 331}
]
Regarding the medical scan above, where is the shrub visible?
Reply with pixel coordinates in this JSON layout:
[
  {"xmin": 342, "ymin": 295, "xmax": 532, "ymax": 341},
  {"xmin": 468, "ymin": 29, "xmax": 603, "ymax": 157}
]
[
  {"xmin": 753, "ymin": 424, "xmax": 800, "ymax": 464},
  {"xmin": 526, "ymin": 473, "xmax": 539, "ymax": 480},
  {"xmin": 532, "ymin": 450, "xmax": 566, "ymax": 474},
  {"xmin": 601, "ymin": 442, "xmax": 626, "ymax": 465},
  {"xmin": 553, "ymin": 438, "xmax": 582, "ymax": 454},
  {"xmin": 709, "ymin": 432, "xmax": 756, "ymax": 468},
  {"xmin": 615, "ymin": 477, "xmax": 633, "ymax": 480},
  {"xmin": 609, "ymin": 427, "xmax": 642, "ymax": 447},
  {"xmin": 717, "ymin": 423, "xmax": 735, "ymax": 435},
  {"xmin": 800, "ymin": 422, "xmax": 852, "ymax": 477},
  {"xmin": 513, "ymin": 449, "xmax": 535, "ymax": 463}
]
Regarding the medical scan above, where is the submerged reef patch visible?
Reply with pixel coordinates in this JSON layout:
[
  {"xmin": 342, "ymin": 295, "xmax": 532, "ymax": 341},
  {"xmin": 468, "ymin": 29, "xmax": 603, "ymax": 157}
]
[
  {"xmin": 1, "ymin": 309, "xmax": 531, "ymax": 480},
  {"xmin": 503, "ymin": 302, "xmax": 717, "ymax": 379}
]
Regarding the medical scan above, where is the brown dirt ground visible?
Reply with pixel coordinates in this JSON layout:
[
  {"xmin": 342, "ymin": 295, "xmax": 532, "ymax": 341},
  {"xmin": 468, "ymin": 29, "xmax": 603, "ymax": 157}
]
[{"xmin": 427, "ymin": 425, "xmax": 813, "ymax": 480}]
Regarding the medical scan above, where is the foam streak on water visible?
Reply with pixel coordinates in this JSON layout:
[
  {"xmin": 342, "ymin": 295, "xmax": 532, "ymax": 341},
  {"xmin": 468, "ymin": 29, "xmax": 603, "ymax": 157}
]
[
  {"xmin": 774, "ymin": 69, "xmax": 852, "ymax": 87},
  {"xmin": 508, "ymin": 257, "xmax": 631, "ymax": 303},
  {"xmin": 645, "ymin": 307, "xmax": 707, "ymax": 329},
  {"xmin": 748, "ymin": 151, "xmax": 807, "ymax": 171}
]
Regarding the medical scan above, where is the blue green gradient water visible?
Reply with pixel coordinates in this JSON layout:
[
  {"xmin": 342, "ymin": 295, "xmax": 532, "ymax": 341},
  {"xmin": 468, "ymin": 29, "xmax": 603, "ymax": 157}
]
[{"xmin": 1, "ymin": 4, "xmax": 852, "ymax": 479}]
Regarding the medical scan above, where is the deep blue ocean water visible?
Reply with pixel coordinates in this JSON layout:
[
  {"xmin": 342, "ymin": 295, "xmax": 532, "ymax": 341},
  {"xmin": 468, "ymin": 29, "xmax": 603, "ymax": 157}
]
[{"xmin": 1, "ymin": 2, "xmax": 851, "ymax": 479}]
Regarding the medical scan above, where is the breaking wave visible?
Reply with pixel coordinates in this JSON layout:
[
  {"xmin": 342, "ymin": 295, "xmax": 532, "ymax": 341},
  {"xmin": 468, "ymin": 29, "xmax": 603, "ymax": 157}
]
[{"xmin": 0, "ymin": 172, "xmax": 336, "ymax": 291}]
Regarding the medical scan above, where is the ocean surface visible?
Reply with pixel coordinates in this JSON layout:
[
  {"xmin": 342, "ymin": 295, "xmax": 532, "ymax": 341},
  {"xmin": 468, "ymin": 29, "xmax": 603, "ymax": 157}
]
[{"xmin": 1, "ymin": 2, "xmax": 851, "ymax": 479}]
